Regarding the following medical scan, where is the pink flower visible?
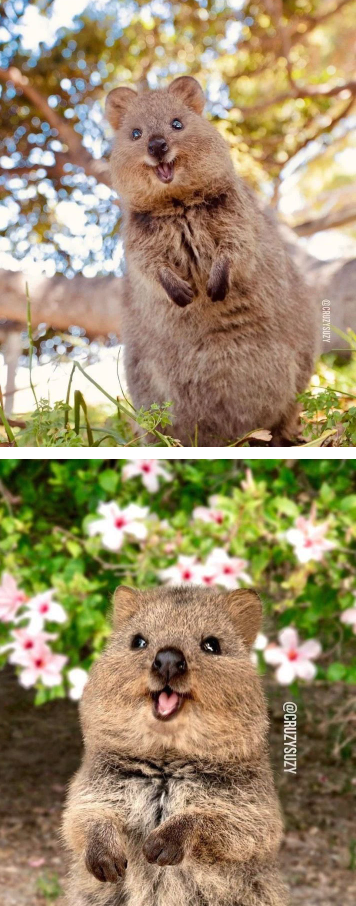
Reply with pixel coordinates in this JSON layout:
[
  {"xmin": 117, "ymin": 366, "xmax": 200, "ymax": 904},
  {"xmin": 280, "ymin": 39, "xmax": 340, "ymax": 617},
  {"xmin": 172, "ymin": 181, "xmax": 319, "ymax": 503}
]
[
  {"xmin": 284, "ymin": 514, "xmax": 335, "ymax": 563},
  {"xmin": 122, "ymin": 459, "xmax": 171, "ymax": 493},
  {"xmin": 204, "ymin": 548, "xmax": 252, "ymax": 589},
  {"xmin": 5, "ymin": 627, "xmax": 57, "ymax": 663},
  {"xmin": 192, "ymin": 496, "xmax": 225, "ymax": 525},
  {"xmin": 340, "ymin": 605, "xmax": 356, "ymax": 634},
  {"xmin": 68, "ymin": 667, "xmax": 88, "ymax": 700},
  {"xmin": 163, "ymin": 542, "xmax": 176, "ymax": 555},
  {"xmin": 0, "ymin": 573, "xmax": 27, "ymax": 622},
  {"xmin": 28, "ymin": 858, "xmax": 45, "ymax": 868},
  {"xmin": 88, "ymin": 502, "xmax": 149, "ymax": 551},
  {"xmin": 264, "ymin": 627, "xmax": 321, "ymax": 684},
  {"xmin": 158, "ymin": 549, "xmax": 252, "ymax": 591},
  {"xmin": 25, "ymin": 591, "xmax": 67, "ymax": 632},
  {"xmin": 159, "ymin": 555, "xmax": 202, "ymax": 585},
  {"xmin": 194, "ymin": 561, "xmax": 221, "ymax": 587},
  {"xmin": 13, "ymin": 638, "xmax": 67, "ymax": 688}
]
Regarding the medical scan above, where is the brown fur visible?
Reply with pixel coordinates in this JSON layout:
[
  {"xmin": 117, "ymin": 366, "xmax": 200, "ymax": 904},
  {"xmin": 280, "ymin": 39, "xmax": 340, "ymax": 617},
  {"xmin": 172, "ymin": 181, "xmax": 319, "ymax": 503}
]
[
  {"xmin": 105, "ymin": 76, "xmax": 318, "ymax": 446},
  {"xmin": 62, "ymin": 586, "xmax": 288, "ymax": 906}
]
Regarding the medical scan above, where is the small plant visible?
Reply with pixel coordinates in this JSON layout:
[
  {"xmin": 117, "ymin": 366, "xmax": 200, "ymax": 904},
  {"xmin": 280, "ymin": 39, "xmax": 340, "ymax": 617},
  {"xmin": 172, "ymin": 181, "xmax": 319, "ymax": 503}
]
[
  {"xmin": 349, "ymin": 839, "xmax": 356, "ymax": 872},
  {"xmin": 299, "ymin": 389, "xmax": 356, "ymax": 445},
  {"xmin": 36, "ymin": 871, "xmax": 63, "ymax": 901},
  {"xmin": 0, "ymin": 295, "xmax": 179, "ymax": 448}
]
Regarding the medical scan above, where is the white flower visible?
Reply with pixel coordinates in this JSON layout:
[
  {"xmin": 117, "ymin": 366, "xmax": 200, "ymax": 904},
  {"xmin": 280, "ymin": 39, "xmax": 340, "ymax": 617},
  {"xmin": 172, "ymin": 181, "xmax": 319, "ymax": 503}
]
[
  {"xmin": 264, "ymin": 627, "xmax": 322, "ymax": 685},
  {"xmin": 122, "ymin": 459, "xmax": 171, "ymax": 493},
  {"xmin": 68, "ymin": 667, "xmax": 88, "ymax": 700},
  {"xmin": 159, "ymin": 555, "xmax": 202, "ymax": 585},
  {"xmin": 284, "ymin": 515, "xmax": 334, "ymax": 564},
  {"xmin": 254, "ymin": 632, "xmax": 268, "ymax": 651},
  {"xmin": 192, "ymin": 496, "xmax": 225, "ymax": 525},
  {"xmin": 0, "ymin": 573, "xmax": 27, "ymax": 622},
  {"xmin": 340, "ymin": 605, "xmax": 356, "ymax": 634},
  {"xmin": 25, "ymin": 590, "xmax": 67, "ymax": 632},
  {"xmin": 204, "ymin": 548, "xmax": 252, "ymax": 589},
  {"xmin": 250, "ymin": 632, "xmax": 268, "ymax": 666},
  {"xmin": 88, "ymin": 502, "xmax": 149, "ymax": 551}
]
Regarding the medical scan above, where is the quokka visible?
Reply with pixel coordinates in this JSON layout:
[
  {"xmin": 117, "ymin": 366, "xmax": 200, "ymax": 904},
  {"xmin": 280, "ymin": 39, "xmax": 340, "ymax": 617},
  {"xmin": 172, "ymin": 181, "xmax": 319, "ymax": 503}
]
[
  {"xmin": 62, "ymin": 585, "xmax": 288, "ymax": 906},
  {"xmin": 105, "ymin": 75, "xmax": 317, "ymax": 446}
]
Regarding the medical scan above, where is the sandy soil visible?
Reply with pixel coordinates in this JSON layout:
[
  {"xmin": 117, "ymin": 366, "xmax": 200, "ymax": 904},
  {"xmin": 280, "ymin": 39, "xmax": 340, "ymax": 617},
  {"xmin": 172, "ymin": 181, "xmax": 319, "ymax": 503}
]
[{"xmin": 0, "ymin": 668, "xmax": 355, "ymax": 906}]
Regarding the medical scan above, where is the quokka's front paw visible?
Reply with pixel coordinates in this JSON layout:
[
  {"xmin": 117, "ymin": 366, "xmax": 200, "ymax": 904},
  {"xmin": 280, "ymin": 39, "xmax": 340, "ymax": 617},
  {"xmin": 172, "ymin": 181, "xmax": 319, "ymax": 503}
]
[
  {"xmin": 159, "ymin": 267, "xmax": 194, "ymax": 308},
  {"xmin": 167, "ymin": 277, "xmax": 194, "ymax": 308},
  {"xmin": 143, "ymin": 818, "xmax": 189, "ymax": 866},
  {"xmin": 85, "ymin": 831, "xmax": 127, "ymax": 883},
  {"xmin": 207, "ymin": 258, "xmax": 230, "ymax": 302}
]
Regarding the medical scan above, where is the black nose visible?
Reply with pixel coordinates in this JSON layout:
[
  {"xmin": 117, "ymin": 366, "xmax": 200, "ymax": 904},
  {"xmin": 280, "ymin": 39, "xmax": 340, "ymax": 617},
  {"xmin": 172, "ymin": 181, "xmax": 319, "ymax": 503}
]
[
  {"xmin": 148, "ymin": 136, "xmax": 169, "ymax": 160},
  {"xmin": 152, "ymin": 647, "xmax": 187, "ymax": 683}
]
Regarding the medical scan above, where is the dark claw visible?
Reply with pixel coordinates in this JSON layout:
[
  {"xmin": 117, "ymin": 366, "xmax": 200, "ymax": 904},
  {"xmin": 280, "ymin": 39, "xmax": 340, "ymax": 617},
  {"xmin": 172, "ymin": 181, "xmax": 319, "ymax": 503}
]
[
  {"xmin": 143, "ymin": 833, "xmax": 184, "ymax": 866},
  {"xmin": 85, "ymin": 846, "xmax": 127, "ymax": 883},
  {"xmin": 170, "ymin": 283, "xmax": 194, "ymax": 308},
  {"xmin": 159, "ymin": 268, "xmax": 194, "ymax": 308},
  {"xmin": 207, "ymin": 259, "xmax": 230, "ymax": 302}
]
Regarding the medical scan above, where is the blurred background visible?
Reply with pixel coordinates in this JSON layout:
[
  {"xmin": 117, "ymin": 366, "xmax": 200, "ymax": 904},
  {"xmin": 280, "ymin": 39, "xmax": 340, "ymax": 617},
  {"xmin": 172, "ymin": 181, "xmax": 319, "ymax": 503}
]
[
  {"xmin": 0, "ymin": 0, "xmax": 355, "ymax": 444},
  {"xmin": 0, "ymin": 457, "xmax": 356, "ymax": 904}
]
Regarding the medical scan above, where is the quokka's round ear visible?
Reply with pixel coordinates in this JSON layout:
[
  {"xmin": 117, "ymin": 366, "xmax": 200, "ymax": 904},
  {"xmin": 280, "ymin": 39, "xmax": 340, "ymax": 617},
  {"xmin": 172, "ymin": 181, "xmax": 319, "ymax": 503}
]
[
  {"xmin": 105, "ymin": 86, "xmax": 137, "ymax": 130},
  {"xmin": 168, "ymin": 76, "xmax": 205, "ymax": 115},
  {"xmin": 112, "ymin": 585, "xmax": 140, "ymax": 628},
  {"xmin": 225, "ymin": 589, "xmax": 262, "ymax": 647}
]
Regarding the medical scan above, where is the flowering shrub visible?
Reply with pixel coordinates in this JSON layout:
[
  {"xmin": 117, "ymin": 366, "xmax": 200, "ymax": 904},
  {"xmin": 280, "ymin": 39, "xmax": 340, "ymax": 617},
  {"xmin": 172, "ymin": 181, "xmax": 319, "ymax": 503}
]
[
  {"xmin": 263, "ymin": 628, "xmax": 322, "ymax": 684},
  {"xmin": 0, "ymin": 458, "xmax": 355, "ymax": 704}
]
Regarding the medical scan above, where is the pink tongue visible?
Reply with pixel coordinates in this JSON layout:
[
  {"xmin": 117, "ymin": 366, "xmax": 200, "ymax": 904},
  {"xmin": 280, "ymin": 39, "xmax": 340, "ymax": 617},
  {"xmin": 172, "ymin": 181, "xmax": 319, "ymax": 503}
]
[
  {"xmin": 157, "ymin": 690, "xmax": 179, "ymax": 717},
  {"xmin": 159, "ymin": 163, "xmax": 171, "ymax": 178}
]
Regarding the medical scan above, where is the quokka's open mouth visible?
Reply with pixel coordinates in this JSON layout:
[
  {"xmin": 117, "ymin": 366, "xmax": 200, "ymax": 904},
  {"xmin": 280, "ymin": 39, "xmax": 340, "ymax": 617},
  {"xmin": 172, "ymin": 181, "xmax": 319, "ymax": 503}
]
[
  {"xmin": 155, "ymin": 160, "xmax": 175, "ymax": 183},
  {"xmin": 150, "ymin": 685, "xmax": 189, "ymax": 721}
]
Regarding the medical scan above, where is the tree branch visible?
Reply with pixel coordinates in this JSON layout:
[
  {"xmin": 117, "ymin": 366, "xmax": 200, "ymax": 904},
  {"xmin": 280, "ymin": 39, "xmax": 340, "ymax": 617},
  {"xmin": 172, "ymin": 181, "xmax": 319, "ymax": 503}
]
[
  {"xmin": 0, "ymin": 269, "xmax": 124, "ymax": 336},
  {"xmin": 292, "ymin": 203, "xmax": 356, "ymax": 237},
  {"xmin": 301, "ymin": 0, "xmax": 355, "ymax": 28},
  {"xmin": 0, "ymin": 66, "xmax": 83, "ymax": 156},
  {"xmin": 0, "ymin": 66, "xmax": 113, "ymax": 187},
  {"xmin": 0, "ymin": 155, "xmax": 69, "ymax": 181},
  {"xmin": 262, "ymin": 96, "xmax": 355, "ymax": 169},
  {"xmin": 225, "ymin": 0, "xmax": 355, "ymax": 97},
  {"xmin": 234, "ymin": 80, "xmax": 356, "ymax": 116}
]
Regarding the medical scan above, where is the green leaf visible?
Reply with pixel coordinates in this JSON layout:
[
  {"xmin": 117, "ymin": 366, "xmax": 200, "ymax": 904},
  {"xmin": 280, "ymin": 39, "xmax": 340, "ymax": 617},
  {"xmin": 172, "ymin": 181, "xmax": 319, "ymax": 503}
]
[
  {"xmin": 327, "ymin": 662, "xmax": 346, "ymax": 682},
  {"xmin": 345, "ymin": 666, "xmax": 356, "ymax": 684},
  {"xmin": 66, "ymin": 540, "xmax": 82, "ymax": 558},
  {"xmin": 339, "ymin": 495, "xmax": 356, "ymax": 513},
  {"xmin": 98, "ymin": 469, "xmax": 119, "ymax": 494},
  {"xmin": 273, "ymin": 497, "xmax": 299, "ymax": 517}
]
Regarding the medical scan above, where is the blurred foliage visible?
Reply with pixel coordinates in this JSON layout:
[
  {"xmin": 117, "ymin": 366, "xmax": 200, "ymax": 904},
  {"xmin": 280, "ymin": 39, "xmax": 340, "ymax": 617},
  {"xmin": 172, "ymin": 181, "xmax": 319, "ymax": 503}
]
[
  {"xmin": 36, "ymin": 872, "xmax": 63, "ymax": 902},
  {"xmin": 0, "ymin": 458, "xmax": 356, "ymax": 703},
  {"xmin": 0, "ymin": 0, "xmax": 355, "ymax": 275}
]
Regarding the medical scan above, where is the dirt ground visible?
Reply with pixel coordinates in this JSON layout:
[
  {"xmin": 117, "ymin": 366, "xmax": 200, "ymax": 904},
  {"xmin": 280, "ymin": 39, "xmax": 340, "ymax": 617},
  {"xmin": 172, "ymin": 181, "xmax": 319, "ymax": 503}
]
[{"xmin": 0, "ymin": 667, "xmax": 355, "ymax": 906}]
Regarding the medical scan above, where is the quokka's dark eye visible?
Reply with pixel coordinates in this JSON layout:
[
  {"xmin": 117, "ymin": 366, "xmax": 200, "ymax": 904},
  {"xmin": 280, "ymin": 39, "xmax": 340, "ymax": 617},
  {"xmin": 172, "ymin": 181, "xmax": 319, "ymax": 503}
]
[
  {"xmin": 201, "ymin": 636, "xmax": 221, "ymax": 655},
  {"xmin": 171, "ymin": 118, "xmax": 183, "ymax": 130},
  {"xmin": 131, "ymin": 634, "xmax": 148, "ymax": 649},
  {"xmin": 132, "ymin": 128, "xmax": 142, "ymax": 140}
]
